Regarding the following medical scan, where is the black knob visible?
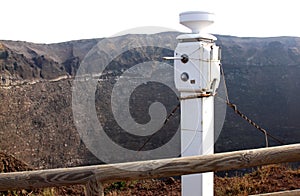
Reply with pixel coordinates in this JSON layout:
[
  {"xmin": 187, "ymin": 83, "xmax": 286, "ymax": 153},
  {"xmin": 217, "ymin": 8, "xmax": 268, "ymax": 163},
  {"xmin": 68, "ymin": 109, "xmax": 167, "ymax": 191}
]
[{"xmin": 181, "ymin": 54, "xmax": 189, "ymax": 63}]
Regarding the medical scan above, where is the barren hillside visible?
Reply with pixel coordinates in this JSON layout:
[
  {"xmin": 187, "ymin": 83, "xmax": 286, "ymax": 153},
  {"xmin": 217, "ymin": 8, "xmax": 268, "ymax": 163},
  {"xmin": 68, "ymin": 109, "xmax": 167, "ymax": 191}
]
[{"xmin": 1, "ymin": 33, "xmax": 300, "ymax": 169}]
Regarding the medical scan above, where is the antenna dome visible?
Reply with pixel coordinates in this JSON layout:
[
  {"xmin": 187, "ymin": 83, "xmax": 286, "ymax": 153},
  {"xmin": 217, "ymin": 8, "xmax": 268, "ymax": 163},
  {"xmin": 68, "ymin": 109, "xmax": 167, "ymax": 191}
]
[{"xmin": 180, "ymin": 11, "xmax": 215, "ymax": 34}]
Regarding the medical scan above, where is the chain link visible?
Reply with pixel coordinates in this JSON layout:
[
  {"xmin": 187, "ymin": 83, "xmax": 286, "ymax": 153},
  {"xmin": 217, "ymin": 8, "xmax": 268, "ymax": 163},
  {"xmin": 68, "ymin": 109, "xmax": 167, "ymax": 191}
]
[
  {"xmin": 138, "ymin": 60, "xmax": 285, "ymax": 151},
  {"xmin": 220, "ymin": 63, "xmax": 284, "ymax": 147}
]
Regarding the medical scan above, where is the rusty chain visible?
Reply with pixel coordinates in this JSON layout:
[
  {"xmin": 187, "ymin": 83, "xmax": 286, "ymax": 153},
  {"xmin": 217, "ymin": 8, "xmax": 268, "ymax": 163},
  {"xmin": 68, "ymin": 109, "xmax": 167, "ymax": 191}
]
[
  {"xmin": 220, "ymin": 63, "xmax": 285, "ymax": 147},
  {"xmin": 138, "ymin": 62, "xmax": 285, "ymax": 151}
]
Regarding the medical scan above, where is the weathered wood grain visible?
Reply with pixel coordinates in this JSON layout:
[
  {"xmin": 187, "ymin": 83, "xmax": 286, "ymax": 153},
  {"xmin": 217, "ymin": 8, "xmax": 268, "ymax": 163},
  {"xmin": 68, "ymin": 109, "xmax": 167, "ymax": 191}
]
[
  {"xmin": 0, "ymin": 144, "xmax": 299, "ymax": 191},
  {"xmin": 85, "ymin": 177, "xmax": 103, "ymax": 196}
]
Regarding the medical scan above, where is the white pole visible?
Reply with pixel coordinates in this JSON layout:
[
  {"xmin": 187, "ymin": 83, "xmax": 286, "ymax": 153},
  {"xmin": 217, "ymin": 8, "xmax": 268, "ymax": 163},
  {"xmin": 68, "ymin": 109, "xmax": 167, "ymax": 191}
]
[
  {"xmin": 172, "ymin": 11, "xmax": 221, "ymax": 196},
  {"xmin": 181, "ymin": 95, "xmax": 214, "ymax": 196}
]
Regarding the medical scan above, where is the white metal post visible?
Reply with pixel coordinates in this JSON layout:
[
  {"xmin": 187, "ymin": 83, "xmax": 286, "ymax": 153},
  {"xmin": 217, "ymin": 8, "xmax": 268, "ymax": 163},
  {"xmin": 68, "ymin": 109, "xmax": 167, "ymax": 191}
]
[
  {"xmin": 181, "ymin": 95, "xmax": 214, "ymax": 196},
  {"xmin": 171, "ymin": 11, "xmax": 220, "ymax": 196}
]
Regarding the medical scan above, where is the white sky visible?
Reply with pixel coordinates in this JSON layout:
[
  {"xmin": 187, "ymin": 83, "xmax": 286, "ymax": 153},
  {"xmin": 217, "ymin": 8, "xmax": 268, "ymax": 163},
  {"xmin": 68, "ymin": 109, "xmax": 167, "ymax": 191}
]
[{"xmin": 1, "ymin": 0, "xmax": 300, "ymax": 43}]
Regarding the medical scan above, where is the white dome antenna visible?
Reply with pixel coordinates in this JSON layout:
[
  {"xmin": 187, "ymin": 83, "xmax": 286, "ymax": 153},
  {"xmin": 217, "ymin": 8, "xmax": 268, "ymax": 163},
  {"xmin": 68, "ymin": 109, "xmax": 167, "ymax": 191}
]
[{"xmin": 179, "ymin": 11, "xmax": 215, "ymax": 34}]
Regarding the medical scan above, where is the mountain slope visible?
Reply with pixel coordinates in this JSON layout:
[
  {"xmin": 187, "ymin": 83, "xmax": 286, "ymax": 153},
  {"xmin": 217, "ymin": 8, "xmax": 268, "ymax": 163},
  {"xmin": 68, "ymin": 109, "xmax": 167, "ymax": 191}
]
[{"xmin": 0, "ymin": 33, "xmax": 300, "ymax": 168}]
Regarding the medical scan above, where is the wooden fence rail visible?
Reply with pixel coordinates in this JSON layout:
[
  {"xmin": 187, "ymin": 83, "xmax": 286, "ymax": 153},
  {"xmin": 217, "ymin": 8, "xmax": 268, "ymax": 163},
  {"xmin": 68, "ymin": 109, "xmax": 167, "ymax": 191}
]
[{"xmin": 0, "ymin": 144, "xmax": 300, "ymax": 195}]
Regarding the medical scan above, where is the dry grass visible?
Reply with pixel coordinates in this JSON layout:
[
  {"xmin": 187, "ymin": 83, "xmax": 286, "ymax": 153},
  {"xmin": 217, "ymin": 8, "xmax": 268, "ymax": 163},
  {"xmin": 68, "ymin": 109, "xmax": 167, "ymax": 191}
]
[{"xmin": 214, "ymin": 164, "xmax": 300, "ymax": 195}]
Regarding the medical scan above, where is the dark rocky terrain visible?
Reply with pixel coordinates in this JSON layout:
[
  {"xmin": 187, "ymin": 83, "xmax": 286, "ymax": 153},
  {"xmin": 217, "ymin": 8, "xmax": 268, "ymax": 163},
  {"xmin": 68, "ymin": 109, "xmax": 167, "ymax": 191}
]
[
  {"xmin": 215, "ymin": 36, "xmax": 300, "ymax": 151},
  {"xmin": 1, "ymin": 32, "xmax": 300, "ymax": 170}
]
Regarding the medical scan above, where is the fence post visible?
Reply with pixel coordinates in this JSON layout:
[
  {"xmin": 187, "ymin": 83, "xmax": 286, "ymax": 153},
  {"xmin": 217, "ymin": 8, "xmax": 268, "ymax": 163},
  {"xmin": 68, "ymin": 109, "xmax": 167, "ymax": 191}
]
[{"xmin": 85, "ymin": 177, "xmax": 103, "ymax": 196}]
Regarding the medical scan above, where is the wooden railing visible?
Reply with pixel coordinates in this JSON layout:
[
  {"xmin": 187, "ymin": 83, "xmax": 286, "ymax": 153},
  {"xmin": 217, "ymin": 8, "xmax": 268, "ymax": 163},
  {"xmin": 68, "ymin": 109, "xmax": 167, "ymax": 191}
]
[{"xmin": 0, "ymin": 144, "xmax": 300, "ymax": 195}]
